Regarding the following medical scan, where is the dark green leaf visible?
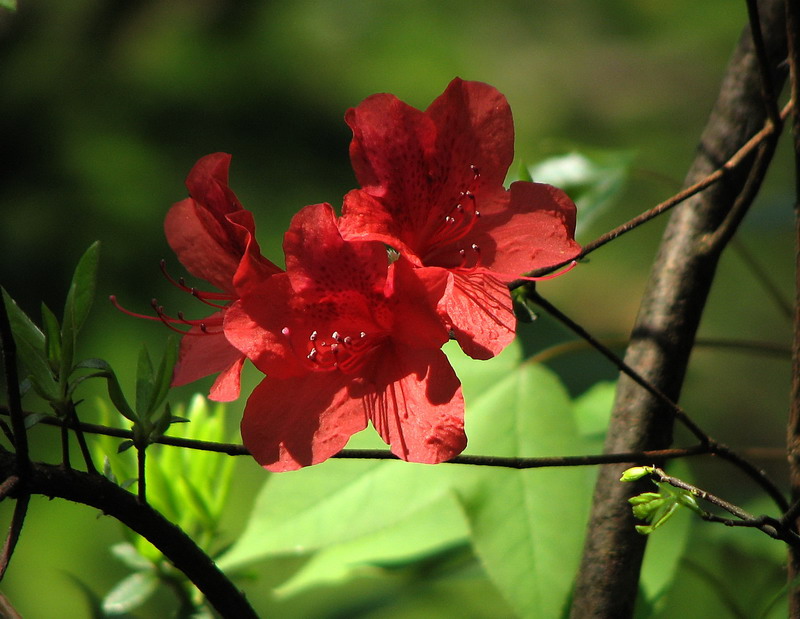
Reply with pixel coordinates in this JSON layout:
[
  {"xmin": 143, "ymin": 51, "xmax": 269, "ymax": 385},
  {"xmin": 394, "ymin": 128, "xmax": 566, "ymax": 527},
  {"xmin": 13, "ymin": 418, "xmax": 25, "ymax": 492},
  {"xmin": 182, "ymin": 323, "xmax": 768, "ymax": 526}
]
[
  {"xmin": 63, "ymin": 241, "xmax": 100, "ymax": 341},
  {"xmin": 101, "ymin": 570, "xmax": 158, "ymax": 615},
  {"xmin": 117, "ymin": 440, "xmax": 135, "ymax": 454},
  {"xmin": 23, "ymin": 412, "xmax": 50, "ymax": 430},
  {"xmin": 40, "ymin": 303, "xmax": 62, "ymax": 372},
  {"xmin": 2, "ymin": 287, "xmax": 46, "ymax": 355},
  {"xmin": 147, "ymin": 336, "xmax": 178, "ymax": 415},
  {"xmin": 15, "ymin": 335, "xmax": 59, "ymax": 401},
  {"xmin": 135, "ymin": 345, "xmax": 154, "ymax": 416},
  {"xmin": 91, "ymin": 364, "xmax": 137, "ymax": 422}
]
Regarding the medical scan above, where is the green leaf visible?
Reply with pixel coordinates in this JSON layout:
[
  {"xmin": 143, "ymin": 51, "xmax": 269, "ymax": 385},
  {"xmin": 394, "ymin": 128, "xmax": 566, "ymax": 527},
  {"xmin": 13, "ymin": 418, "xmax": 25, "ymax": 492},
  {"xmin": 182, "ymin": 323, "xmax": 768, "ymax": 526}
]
[
  {"xmin": 218, "ymin": 458, "xmax": 457, "ymax": 571},
  {"xmin": 274, "ymin": 492, "xmax": 469, "ymax": 597},
  {"xmin": 23, "ymin": 412, "xmax": 50, "ymax": 429},
  {"xmin": 135, "ymin": 345, "xmax": 155, "ymax": 416},
  {"xmin": 110, "ymin": 542, "xmax": 155, "ymax": 572},
  {"xmin": 2, "ymin": 287, "xmax": 46, "ymax": 356},
  {"xmin": 0, "ymin": 0, "xmax": 18, "ymax": 11},
  {"xmin": 573, "ymin": 380, "xmax": 616, "ymax": 439},
  {"xmin": 82, "ymin": 360, "xmax": 137, "ymax": 422},
  {"xmin": 63, "ymin": 241, "xmax": 100, "ymax": 341},
  {"xmin": 147, "ymin": 336, "xmax": 178, "ymax": 414},
  {"xmin": 117, "ymin": 440, "xmax": 135, "ymax": 454},
  {"xmin": 455, "ymin": 362, "xmax": 595, "ymax": 619},
  {"xmin": 14, "ymin": 334, "xmax": 59, "ymax": 401},
  {"xmin": 637, "ymin": 460, "xmax": 693, "ymax": 611},
  {"xmin": 40, "ymin": 303, "xmax": 62, "ymax": 372},
  {"xmin": 102, "ymin": 570, "xmax": 158, "ymax": 615},
  {"xmin": 527, "ymin": 148, "xmax": 634, "ymax": 235}
]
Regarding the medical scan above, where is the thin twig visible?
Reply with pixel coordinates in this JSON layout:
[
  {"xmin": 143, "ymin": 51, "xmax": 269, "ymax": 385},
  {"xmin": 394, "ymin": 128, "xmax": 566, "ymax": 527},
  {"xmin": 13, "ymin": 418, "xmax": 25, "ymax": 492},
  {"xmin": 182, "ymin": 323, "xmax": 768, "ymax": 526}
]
[
  {"xmin": 513, "ymin": 101, "xmax": 793, "ymax": 286},
  {"xmin": 732, "ymin": 237, "xmax": 794, "ymax": 320},
  {"xmin": 649, "ymin": 466, "xmax": 799, "ymax": 545},
  {"xmin": 0, "ymin": 280, "xmax": 30, "ymax": 585},
  {"xmin": 1, "ymin": 404, "xmax": 713, "ymax": 467},
  {"xmin": 0, "ymin": 447, "xmax": 257, "ymax": 618},
  {"xmin": 528, "ymin": 290, "xmax": 790, "ymax": 512},
  {"xmin": 784, "ymin": 0, "xmax": 800, "ymax": 612},
  {"xmin": 745, "ymin": 0, "xmax": 781, "ymax": 126}
]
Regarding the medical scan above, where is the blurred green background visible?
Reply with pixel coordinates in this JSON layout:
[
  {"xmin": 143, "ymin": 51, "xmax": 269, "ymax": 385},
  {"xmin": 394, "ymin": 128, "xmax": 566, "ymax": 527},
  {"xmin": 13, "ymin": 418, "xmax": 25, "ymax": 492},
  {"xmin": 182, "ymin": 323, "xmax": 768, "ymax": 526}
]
[{"xmin": 0, "ymin": 1, "xmax": 794, "ymax": 617}]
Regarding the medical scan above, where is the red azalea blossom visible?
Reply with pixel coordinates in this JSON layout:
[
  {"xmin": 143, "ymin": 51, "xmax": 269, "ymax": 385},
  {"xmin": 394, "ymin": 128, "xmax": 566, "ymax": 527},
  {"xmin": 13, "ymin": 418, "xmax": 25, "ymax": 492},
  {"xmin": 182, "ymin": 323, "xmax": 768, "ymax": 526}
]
[
  {"xmin": 340, "ymin": 78, "xmax": 581, "ymax": 359},
  {"xmin": 162, "ymin": 152, "xmax": 281, "ymax": 401},
  {"xmin": 224, "ymin": 203, "xmax": 465, "ymax": 471}
]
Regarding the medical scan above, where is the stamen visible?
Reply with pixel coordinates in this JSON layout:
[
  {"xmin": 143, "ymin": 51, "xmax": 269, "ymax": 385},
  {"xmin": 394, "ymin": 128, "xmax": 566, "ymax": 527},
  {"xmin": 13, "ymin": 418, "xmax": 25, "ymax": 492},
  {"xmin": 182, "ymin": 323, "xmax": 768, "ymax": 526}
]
[{"xmin": 159, "ymin": 259, "xmax": 234, "ymax": 303}]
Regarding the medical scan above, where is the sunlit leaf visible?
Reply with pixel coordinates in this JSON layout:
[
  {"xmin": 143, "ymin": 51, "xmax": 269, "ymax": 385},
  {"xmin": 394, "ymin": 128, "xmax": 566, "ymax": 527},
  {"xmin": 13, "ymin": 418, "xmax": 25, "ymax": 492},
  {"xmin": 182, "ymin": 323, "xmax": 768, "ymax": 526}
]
[
  {"xmin": 456, "ymin": 362, "xmax": 595, "ymax": 619},
  {"xmin": 527, "ymin": 149, "xmax": 633, "ymax": 235},
  {"xmin": 274, "ymin": 492, "xmax": 469, "ymax": 597},
  {"xmin": 110, "ymin": 542, "xmax": 154, "ymax": 572},
  {"xmin": 218, "ymin": 458, "xmax": 457, "ymax": 571},
  {"xmin": 102, "ymin": 570, "xmax": 158, "ymax": 615}
]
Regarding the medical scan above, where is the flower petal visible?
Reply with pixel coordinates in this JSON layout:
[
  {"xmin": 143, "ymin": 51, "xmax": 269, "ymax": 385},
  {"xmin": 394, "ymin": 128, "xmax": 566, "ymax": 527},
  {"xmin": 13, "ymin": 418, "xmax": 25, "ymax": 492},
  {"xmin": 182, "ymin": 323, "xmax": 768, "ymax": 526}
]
[
  {"xmin": 283, "ymin": 203, "xmax": 387, "ymax": 299},
  {"xmin": 207, "ymin": 356, "xmax": 245, "ymax": 402},
  {"xmin": 443, "ymin": 270, "xmax": 516, "ymax": 360},
  {"xmin": 359, "ymin": 343, "xmax": 465, "ymax": 464},
  {"xmin": 469, "ymin": 181, "xmax": 581, "ymax": 278},
  {"xmin": 164, "ymin": 197, "xmax": 244, "ymax": 292},
  {"xmin": 386, "ymin": 259, "xmax": 450, "ymax": 349},
  {"xmin": 341, "ymin": 78, "xmax": 514, "ymax": 261},
  {"xmin": 241, "ymin": 373, "xmax": 368, "ymax": 471},
  {"xmin": 171, "ymin": 314, "xmax": 245, "ymax": 400},
  {"xmin": 223, "ymin": 277, "xmax": 308, "ymax": 379}
]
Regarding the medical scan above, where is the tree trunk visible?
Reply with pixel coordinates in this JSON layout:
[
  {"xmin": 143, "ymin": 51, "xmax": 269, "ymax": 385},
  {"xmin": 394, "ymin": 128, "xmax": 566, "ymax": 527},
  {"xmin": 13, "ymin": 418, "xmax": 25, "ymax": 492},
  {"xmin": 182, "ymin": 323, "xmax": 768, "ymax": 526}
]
[{"xmin": 569, "ymin": 1, "xmax": 788, "ymax": 616}]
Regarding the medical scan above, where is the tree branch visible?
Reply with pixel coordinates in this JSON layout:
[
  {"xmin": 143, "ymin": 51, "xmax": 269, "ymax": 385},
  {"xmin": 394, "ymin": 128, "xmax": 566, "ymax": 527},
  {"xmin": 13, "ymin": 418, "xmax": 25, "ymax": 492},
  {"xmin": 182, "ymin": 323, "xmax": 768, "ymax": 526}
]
[
  {"xmin": 569, "ymin": 1, "xmax": 789, "ymax": 616},
  {"xmin": 0, "ymin": 447, "xmax": 257, "ymax": 618}
]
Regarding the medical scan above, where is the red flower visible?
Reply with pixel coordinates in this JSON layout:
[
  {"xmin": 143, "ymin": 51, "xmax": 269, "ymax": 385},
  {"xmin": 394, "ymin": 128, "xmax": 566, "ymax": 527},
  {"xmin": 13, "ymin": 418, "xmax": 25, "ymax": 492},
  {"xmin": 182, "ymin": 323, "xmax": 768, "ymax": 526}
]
[
  {"xmin": 163, "ymin": 153, "xmax": 281, "ymax": 401},
  {"xmin": 340, "ymin": 78, "xmax": 581, "ymax": 359},
  {"xmin": 224, "ymin": 203, "xmax": 465, "ymax": 471}
]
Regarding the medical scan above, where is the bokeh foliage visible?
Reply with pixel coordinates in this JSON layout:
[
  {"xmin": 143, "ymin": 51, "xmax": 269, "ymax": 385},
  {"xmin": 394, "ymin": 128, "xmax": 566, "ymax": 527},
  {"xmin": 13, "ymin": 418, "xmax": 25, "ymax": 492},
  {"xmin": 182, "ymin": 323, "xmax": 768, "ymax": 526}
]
[{"xmin": 0, "ymin": 1, "xmax": 794, "ymax": 617}]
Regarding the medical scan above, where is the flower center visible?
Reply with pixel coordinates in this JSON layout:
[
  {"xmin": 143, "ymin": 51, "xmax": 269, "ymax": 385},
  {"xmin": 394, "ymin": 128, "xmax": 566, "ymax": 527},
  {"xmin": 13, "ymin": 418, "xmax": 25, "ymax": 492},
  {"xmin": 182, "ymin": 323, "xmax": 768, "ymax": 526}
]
[
  {"xmin": 422, "ymin": 165, "xmax": 482, "ymax": 263},
  {"xmin": 282, "ymin": 327, "xmax": 381, "ymax": 374}
]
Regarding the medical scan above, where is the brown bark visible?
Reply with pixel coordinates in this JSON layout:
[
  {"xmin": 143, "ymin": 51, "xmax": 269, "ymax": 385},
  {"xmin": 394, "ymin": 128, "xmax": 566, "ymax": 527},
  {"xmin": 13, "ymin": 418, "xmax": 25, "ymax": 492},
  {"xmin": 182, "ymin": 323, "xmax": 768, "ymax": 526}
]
[{"xmin": 569, "ymin": 1, "xmax": 788, "ymax": 616}]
